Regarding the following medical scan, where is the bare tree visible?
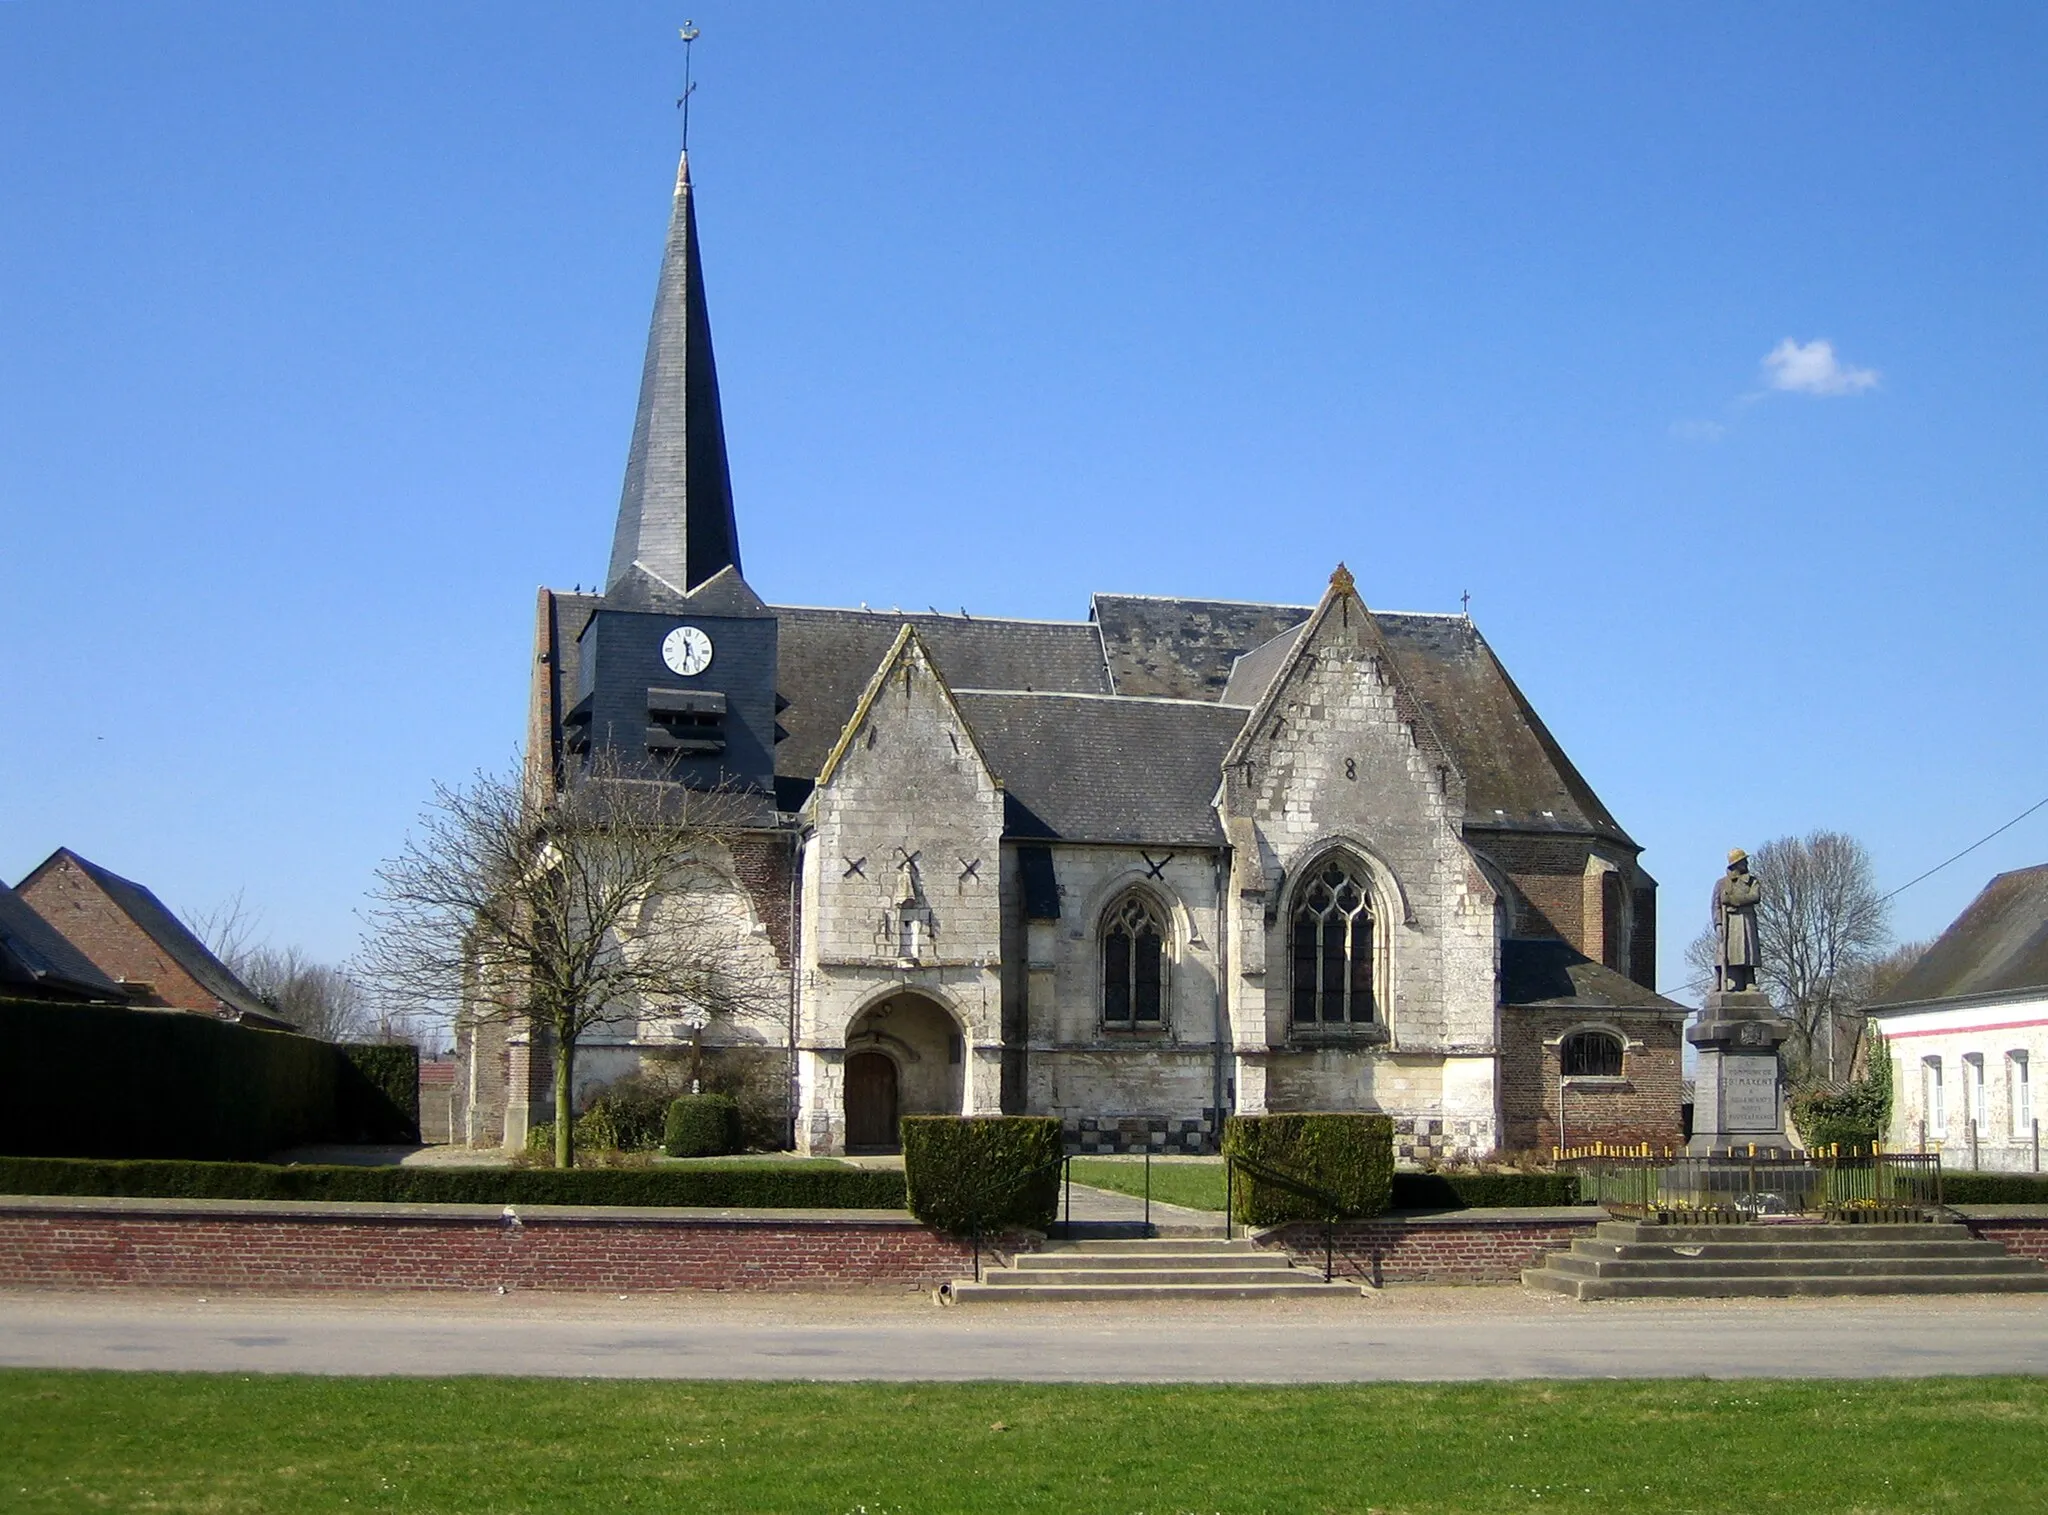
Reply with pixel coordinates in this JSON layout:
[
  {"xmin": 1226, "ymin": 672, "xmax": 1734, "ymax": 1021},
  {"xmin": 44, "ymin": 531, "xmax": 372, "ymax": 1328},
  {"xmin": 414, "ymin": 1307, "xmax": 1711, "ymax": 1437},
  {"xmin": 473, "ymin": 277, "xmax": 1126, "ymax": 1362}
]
[
  {"xmin": 360, "ymin": 752, "xmax": 771, "ymax": 1167},
  {"xmin": 238, "ymin": 944, "xmax": 372, "ymax": 1042},
  {"xmin": 1688, "ymin": 831, "xmax": 1891, "ymax": 1082},
  {"xmin": 190, "ymin": 889, "xmax": 262, "ymax": 971}
]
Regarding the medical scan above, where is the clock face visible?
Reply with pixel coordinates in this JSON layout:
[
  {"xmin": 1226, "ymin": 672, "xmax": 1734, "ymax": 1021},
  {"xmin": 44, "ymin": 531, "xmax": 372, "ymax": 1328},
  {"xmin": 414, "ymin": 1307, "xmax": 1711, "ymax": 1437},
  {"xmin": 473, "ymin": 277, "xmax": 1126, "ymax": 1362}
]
[{"xmin": 661, "ymin": 625, "xmax": 713, "ymax": 677}]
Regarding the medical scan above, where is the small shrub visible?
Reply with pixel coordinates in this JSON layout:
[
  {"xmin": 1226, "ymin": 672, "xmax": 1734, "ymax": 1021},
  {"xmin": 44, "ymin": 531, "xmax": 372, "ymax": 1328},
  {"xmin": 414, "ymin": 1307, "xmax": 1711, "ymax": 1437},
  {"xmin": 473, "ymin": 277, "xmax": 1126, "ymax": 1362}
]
[
  {"xmin": 1222, "ymin": 1113, "xmax": 1394, "ymax": 1227},
  {"xmin": 698, "ymin": 1046, "xmax": 791, "ymax": 1151},
  {"xmin": 665, "ymin": 1095, "xmax": 742, "ymax": 1158},
  {"xmin": 901, "ymin": 1116, "xmax": 1063, "ymax": 1235}
]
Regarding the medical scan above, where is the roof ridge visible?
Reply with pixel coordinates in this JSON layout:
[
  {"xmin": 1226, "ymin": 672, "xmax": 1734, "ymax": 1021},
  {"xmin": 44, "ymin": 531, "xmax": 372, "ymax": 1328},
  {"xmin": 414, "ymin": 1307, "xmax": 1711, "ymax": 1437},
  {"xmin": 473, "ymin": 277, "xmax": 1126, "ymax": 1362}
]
[
  {"xmin": 769, "ymin": 604, "xmax": 1097, "ymax": 628},
  {"xmin": 954, "ymin": 688, "xmax": 1248, "ymax": 709}
]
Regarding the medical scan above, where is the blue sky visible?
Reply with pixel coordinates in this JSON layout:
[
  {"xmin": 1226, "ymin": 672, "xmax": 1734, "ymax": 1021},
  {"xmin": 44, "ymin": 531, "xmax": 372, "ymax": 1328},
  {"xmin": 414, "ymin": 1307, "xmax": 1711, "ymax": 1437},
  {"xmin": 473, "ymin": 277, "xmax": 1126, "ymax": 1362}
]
[{"xmin": 3, "ymin": 3, "xmax": 2044, "ymax": 995}]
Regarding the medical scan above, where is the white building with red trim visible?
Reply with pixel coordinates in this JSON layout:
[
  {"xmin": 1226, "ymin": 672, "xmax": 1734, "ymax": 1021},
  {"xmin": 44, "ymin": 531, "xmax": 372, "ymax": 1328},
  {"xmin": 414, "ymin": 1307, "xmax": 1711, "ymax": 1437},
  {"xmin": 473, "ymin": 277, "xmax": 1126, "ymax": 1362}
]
[{"xmin": 1870, "ymin": 865, "xmax": 2047, "ymax": 1172}]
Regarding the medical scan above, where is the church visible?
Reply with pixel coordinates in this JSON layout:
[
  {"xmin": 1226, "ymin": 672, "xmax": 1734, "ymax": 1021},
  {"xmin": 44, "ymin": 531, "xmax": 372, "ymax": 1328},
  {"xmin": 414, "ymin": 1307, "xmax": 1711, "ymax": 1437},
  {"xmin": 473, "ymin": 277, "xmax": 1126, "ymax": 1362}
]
[{"xmin": 457, "ymin": 150, "xmax": 1687, "ymax": 1162}]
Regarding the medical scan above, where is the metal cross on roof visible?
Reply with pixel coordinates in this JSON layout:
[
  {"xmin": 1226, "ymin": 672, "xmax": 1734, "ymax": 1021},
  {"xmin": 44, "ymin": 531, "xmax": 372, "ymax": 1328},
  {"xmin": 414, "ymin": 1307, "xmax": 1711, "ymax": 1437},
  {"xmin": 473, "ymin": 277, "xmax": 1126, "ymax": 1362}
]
[{"xmin": 678, "ymin": 22, "xmax": 700, "ymax": 150}]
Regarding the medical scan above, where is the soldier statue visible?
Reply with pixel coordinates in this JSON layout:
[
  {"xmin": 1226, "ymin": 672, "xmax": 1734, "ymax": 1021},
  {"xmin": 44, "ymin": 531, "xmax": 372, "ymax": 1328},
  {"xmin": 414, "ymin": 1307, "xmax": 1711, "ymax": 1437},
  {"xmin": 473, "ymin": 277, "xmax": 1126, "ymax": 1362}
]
[{"xmin": 1713, "ymin": 848, "xmax": 1762, "ymax": 993}]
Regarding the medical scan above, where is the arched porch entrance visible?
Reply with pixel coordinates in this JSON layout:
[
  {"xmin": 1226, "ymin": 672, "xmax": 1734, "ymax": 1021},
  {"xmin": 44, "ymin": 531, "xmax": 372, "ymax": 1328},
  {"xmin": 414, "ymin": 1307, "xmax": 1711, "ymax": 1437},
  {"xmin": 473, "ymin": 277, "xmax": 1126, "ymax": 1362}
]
[{"xmin": 843, "ymin": 992, "xmax": 965, "ymax": 1154}]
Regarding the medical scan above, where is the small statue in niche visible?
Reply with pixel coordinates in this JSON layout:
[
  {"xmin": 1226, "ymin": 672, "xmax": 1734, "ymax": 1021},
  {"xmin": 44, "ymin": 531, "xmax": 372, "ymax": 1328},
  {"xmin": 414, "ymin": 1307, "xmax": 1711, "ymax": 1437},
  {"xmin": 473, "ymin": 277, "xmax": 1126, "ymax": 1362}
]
[{"xmin": 1713, "ymin": 848, "xmax": 1763, "ymax": 994}]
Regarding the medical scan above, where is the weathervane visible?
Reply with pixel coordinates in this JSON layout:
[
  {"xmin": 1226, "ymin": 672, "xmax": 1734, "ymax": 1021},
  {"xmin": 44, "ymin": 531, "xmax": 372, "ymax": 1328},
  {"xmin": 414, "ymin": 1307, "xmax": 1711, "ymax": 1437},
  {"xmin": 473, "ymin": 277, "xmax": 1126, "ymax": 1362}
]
[{"xmin": 678, "ymin": 21, "xmax": 700, "ymax": 150}]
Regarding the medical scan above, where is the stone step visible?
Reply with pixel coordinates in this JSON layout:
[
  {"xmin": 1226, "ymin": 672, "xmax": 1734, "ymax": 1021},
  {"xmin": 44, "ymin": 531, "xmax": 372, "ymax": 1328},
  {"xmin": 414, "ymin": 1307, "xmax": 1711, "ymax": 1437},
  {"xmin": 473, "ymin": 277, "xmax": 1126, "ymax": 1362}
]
[
  {"xmin": 1036, "ymin": 1238, "xmax": 1259, "ymax": 1256},
  {"xmin": 981, "ymin": 1266, "xmax": 1316, "ymax": 1288},
  {"xmin": 1541, "ymin": 1253, "xmax": 2044, "ymax": 1282},
  {"xmin": 1522, "ymin": 1267, "xmax": 2048, "ymax": 1301},
  {"xmin": 1572, "ymin": 1238, "xmax": 2010, "ymax": 1263},
  {"xmin": 943, "ymin": 1278, "xmax": 1361, "ymax": 1304},
  {"xmin": 1597, "ymin": 1222, "xmax": 1967, "ymax": 1245},
  {"xmin": 1016, "ymin": 1251, "xmax": 1279, "ymax": 1272}
]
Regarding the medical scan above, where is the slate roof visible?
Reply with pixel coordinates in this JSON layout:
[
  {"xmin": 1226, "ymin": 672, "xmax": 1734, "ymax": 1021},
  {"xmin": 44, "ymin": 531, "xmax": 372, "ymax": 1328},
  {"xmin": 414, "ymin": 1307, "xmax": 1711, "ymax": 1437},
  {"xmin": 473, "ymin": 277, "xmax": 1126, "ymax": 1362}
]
[
  {"xmin": 1872, "ymin": 865, "xmax": 2048, "ymax": 1010},
  {"xmin": 1220, "ymin": 608, "xmax": 1632, "ymax": 845},
  {"xmin": 1501, "ymin": 938, "xmax": 1684, "ymax": 1012},
  {"xmin": 771, "ymin": 608, "xmax": 1112, "ymax": 785},
  {"xmin": 606, "ymin": 152, "xmax": 742, "ymax": 599},
  {"xmin": 1092, "ymin": 594, "xmax": 1312, "ymax": 701},
  {"xmin": 538, "ymin": 587, "xmax": 1634, "ymax": 850},
  {"xmin": 19, "ymin": 850, "xmax": 271, "ymax": 1020},
  {"xmin": 954, "ymin": 692, "xmax": 1247, "ymax": 846},
  {"xmin": 0, "ymin": 881, "xmax": 121, "ymax": 1000}
]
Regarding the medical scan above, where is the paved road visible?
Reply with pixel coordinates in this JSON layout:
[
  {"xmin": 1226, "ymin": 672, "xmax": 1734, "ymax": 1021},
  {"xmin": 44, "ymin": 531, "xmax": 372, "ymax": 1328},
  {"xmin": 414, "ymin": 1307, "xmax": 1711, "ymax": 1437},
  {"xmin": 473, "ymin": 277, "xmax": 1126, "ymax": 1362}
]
[{"xmin": 6, "ymin": 1289, "xmax": 2047, "ymax": 1381}]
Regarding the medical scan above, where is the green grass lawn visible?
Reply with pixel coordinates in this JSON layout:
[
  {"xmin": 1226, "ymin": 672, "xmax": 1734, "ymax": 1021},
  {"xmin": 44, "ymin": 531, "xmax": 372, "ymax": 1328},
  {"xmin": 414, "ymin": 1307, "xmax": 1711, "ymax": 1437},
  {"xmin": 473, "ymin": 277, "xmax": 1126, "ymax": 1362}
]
[
  {"xmin": 1069, "ymin": 1155, "xmax": 1226, "ymax": 1211},
  {"xmin": 6, "ymin": 1371, "xmax": 2041, "ymax": 1513}
]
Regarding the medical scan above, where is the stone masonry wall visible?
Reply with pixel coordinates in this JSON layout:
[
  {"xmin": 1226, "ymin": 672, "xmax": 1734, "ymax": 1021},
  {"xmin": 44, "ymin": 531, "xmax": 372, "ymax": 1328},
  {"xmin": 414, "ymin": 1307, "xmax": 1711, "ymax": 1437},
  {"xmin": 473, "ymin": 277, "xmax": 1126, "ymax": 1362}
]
[{"xmin": 1219, "ymin": 586, "xmax": 1499, "ymax": 1155}]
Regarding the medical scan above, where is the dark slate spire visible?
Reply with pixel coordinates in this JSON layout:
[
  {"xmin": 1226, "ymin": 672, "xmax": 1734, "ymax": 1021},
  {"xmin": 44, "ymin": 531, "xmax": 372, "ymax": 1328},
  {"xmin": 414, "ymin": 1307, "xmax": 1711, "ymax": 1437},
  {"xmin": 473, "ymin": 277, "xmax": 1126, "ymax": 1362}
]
[{"xmin": 605, "ymin": 151, "xmax": 740, "ymax": 601}]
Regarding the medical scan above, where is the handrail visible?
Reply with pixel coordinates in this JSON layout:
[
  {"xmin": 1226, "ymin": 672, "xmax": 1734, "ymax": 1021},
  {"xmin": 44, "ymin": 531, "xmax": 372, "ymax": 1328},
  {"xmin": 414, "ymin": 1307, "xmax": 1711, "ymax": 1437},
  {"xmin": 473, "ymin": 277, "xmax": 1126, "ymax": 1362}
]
[
  {"xmin": 965, "ymin": 1148, "xmax": 1072, "ymax": 1282},
  {"xmin": 1224, "ymin": 1152, "xmax": 1348, "ymax": 1282}
]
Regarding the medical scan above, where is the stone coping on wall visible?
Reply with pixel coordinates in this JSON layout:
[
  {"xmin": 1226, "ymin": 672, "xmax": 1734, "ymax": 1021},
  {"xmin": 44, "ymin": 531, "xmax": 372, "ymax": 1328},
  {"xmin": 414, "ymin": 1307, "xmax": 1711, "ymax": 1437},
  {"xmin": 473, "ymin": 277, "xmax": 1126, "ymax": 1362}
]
[
  {"xmin": 1949, "ymin": 1204, "xmax": 2048, "ymax": 1220},
  {"xmin": 0, "ymin": 1195, "xmax": 923, "ymax": 1227}
]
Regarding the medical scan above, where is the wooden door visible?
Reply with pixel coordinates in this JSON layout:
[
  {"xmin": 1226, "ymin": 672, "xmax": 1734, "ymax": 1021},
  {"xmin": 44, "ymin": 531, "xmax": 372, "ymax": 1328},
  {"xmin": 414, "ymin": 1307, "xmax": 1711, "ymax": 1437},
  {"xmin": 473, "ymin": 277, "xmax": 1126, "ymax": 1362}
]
[{"xmin": 845, "ymin": 1052, "xmax": 899, "ymax": 1151}]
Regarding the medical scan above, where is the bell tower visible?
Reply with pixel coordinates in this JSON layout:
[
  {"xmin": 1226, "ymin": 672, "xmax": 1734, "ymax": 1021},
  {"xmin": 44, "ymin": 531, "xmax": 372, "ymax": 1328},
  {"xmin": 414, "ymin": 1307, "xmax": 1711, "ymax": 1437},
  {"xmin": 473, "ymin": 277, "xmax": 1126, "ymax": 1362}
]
[{"xmin": 566, "ymin": 151, "xmax": 779, "ymax": 798}]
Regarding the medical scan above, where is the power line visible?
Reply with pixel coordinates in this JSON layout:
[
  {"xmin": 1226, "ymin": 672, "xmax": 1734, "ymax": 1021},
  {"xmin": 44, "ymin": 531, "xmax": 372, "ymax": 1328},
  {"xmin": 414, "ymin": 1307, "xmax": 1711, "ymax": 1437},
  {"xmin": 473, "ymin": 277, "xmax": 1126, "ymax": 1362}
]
[
  {"xmin": 1878, "ymin": 792, "xmax": 2048, "ymax": 904},
  {"xmin": 1648, "ymin": 790, "xmax": 2048, "ymax": 1001}
]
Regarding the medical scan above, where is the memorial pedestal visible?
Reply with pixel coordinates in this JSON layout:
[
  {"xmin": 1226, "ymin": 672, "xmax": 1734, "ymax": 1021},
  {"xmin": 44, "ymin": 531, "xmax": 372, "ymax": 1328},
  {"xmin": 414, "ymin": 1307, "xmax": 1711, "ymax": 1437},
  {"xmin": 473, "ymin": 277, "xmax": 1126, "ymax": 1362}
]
[{"xmin": 1686, "ymin": 989, "xmax": 1795, "ymax": 1155}]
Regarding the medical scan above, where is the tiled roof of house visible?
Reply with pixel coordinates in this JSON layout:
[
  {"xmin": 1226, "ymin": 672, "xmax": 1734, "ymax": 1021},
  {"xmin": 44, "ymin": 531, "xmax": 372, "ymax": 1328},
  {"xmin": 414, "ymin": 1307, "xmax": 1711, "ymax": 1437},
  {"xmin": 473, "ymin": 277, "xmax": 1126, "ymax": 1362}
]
[
  {"xmin": 1872, "ymin": 864, "xmax": 2048, "ymax": 1009},
  {"xmin": 18, "ymin": 849, "xmax": 272, "ymax": 1021},
  {"xmin": 0, "ymin": 881, "xmax": 121, "ymax": 1000}
]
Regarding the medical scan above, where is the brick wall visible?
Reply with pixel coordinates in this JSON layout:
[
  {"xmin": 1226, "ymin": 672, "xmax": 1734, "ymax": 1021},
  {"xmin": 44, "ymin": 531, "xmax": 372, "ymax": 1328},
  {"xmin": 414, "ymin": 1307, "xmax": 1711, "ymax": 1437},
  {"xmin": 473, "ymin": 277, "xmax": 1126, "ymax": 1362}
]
[
  {"xmin": 1962, "ymin": 1212, "xmax": 2048, "ymax": 1264},
  {"xmin": 1261, "ymin": 1209, "xmax": 1601, "ymax": 1284},
  {"xmin": 0, "ymin": 1198, "xmax": 995, "ymax": 1293},
  {"xmin": 1499, "ymin": 1010, "xmax": 1685, "ymax": 1153}
]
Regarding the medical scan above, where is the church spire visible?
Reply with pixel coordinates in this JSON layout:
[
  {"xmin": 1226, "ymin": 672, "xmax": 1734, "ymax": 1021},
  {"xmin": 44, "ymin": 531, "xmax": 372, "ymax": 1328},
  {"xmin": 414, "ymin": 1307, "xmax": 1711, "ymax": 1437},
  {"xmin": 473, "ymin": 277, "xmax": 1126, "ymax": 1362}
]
[{"xmin": 605, "ymin": 151, "xmax": 741, "ymax": 602}]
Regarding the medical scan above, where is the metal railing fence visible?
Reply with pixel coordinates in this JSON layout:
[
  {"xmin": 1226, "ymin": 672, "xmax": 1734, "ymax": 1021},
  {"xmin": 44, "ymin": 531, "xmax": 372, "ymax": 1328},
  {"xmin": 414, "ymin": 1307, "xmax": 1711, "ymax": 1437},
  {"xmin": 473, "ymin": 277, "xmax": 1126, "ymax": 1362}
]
[{"xmin": 1559, "ymin": 1144, "xmax": 1941, "ymax": 1220}]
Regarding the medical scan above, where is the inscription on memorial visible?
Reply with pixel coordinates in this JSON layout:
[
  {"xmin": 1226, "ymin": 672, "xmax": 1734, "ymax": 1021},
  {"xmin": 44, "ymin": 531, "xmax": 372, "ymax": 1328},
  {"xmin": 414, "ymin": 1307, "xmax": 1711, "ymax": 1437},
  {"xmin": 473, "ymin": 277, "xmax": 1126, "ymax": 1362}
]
[{"xmin": 1722, "ymin": 1056, "xmax": 1779, "ymax": 1132}]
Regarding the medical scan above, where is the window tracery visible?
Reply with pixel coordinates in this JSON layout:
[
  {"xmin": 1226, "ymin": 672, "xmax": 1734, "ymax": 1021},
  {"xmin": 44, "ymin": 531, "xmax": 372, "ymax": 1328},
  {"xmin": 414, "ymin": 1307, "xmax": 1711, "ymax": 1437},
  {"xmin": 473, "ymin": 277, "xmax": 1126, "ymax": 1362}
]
[
  {"xmin": 1102, "ymin": 893, "xmax": 1167, "ymax": 1028},
  {"xmin": 1290, "ymin": 856, "xmax": 1377, "ymax": 1025}
]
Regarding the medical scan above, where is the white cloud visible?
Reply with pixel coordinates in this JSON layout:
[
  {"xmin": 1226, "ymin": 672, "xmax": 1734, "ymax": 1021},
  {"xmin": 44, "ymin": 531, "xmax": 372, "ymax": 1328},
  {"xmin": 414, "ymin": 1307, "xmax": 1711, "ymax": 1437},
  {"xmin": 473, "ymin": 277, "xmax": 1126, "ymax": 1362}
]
[
  {"xmin": 1760, "ymin": 338, "xmax": 1879, "ymax": 396},
  {"xmin": 1669, "ymin": 419, "xmax": 1727, "ymax": 443}
]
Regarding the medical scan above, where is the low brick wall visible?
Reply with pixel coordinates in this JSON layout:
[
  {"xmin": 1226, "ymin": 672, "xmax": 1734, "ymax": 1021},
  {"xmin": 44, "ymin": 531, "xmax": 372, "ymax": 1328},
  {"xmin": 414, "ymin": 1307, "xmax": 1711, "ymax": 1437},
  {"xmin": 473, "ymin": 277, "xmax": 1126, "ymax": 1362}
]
[
  {"xmin": 0, "ymin": 1196, "xmax": 999, "ymax": 1293},
  {"xmin": 1956, "ymin": 1205, "xmax": 2048, "ymax": 1264},
  {"xmin": 1260, "ymin": 1207, "xmax": 1604, "ymax": 1285}
]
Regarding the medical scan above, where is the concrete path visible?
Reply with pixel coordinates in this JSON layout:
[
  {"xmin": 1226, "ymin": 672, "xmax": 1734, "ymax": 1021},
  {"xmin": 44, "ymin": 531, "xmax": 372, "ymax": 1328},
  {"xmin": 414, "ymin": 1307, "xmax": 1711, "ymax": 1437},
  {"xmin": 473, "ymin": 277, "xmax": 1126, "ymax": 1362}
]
[
  {"xmin": 5, "ymin": 1288, "xmax": 2046, "ymax": 1382},
  {"xmin": 1053, "ymin": 1180, "xmax": 1223, "ymax": 1234}
]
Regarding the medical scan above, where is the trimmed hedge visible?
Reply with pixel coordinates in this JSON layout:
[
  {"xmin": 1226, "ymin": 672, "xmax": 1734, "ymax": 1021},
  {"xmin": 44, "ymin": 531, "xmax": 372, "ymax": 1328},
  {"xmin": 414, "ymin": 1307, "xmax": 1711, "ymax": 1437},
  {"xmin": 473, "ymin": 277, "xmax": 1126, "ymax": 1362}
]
[
  {"xmin": 0, "ymin": 1000, "xmax": 341, "ymax": 1161},
  {"xmin": 665, "ymin": 1095, "xmax": 741, "ymax": 1158},
  {"xmin": 0, "ymin": 1154, "xmax": 908, "ymax": 1209},
  {"xmin": 1223, "ymin": 1113, "xmax": 1394, "ymax": 1226},
  {"xmin": 1389, "ymin": 1171, "xmax": 1581, "ymax": 1210},
  {"xmin": 1942, "ymin": 1173, "xmax": 2048, "ymax": 1205},
  {"xmin": 337, "ymin": 1044, "xmax": 420, "ymax": 1143},
  {"xmin": 901, "ymin": 1116, "xmax": 1063, "ymax": 1235}
]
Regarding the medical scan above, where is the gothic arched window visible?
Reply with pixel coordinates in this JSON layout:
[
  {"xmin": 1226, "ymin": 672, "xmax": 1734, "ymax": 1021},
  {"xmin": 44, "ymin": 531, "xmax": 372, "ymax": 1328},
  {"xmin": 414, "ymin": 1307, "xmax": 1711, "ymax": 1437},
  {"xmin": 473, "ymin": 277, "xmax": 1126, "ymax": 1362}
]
[
  {"xmin": 1291, "ymin": 856, "xmax": 1377, "ymax": 1025},
  {"xmin": 1561, "ymin": 1030, "xmax": 1623, "ymax": 1078},
  {"xmin": 1102, "ymin": 894, "xmax": 1167, "ymax": 1028}
]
